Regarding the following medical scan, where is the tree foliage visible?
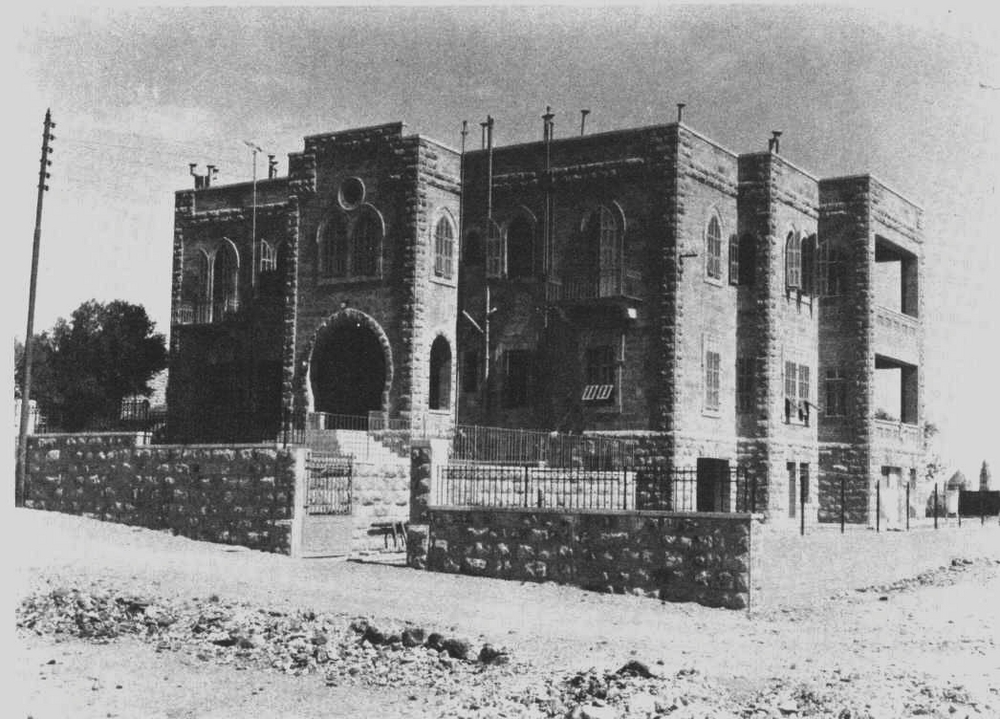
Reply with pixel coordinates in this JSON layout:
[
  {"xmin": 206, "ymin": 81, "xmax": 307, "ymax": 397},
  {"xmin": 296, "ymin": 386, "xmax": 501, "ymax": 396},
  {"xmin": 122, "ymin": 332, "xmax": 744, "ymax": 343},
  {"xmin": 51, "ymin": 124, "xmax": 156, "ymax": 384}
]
[{"xmin": 14, "ymin": 300, "xmax": 167, "ymax": 431}]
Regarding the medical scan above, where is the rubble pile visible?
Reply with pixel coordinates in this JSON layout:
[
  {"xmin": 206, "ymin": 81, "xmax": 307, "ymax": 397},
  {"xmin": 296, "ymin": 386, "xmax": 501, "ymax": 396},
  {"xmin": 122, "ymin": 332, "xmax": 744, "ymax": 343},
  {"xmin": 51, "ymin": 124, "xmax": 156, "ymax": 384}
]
[{"xmin": 17, "ymin": 588, "xmax": 512, "ymax": 689}]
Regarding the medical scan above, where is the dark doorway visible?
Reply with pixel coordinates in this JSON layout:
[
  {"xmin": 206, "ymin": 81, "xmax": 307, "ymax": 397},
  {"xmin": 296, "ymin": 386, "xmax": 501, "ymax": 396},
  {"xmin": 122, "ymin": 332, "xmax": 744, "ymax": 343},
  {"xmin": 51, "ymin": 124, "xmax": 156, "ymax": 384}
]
[
  {"xmin": 429, "ymin": 336, "xmax": 452, "ymax": 410},
  {"xmin": 696, "ymin": 458, "xmax": 731, "ymax": 512},
  {"xmin": 311, "ymin": 320, "xmax": 386, "ymax": 418}
]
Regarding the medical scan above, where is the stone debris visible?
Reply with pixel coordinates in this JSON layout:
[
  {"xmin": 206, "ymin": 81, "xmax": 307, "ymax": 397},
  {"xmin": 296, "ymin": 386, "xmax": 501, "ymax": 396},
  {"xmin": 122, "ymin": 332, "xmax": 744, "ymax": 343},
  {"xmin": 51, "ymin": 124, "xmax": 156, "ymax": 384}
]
[{"xmin": 17, "ymin": 585, "xmax": 995, "ymax": 719}]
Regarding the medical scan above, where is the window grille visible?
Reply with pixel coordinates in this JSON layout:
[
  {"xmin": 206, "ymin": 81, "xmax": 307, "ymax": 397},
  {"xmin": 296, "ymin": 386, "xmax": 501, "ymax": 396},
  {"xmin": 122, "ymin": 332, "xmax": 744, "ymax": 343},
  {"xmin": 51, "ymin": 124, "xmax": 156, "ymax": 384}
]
[{"xmin": 728, "ymin": 233, "xmax": 739, "ymax": 285}]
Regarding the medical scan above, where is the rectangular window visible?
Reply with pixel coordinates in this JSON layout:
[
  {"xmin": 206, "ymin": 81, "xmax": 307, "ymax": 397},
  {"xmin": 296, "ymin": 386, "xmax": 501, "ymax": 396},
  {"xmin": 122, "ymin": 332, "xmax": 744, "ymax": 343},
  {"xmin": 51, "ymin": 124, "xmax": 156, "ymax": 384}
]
[
  {"xmin": 799, "ymin": 463, "xmax": 810, "ymax": 503},
  {"xmin": 486, "ymin": 224, "xmax": 504, "ymax": 279},
  {"xmin": 787, "ymin": 462, "xmax": 797, "ymax": 518},
  {"xmin": 785, "ymin": 361, "xmax": 811, "ymax": 425},
  {"xmin": 704, "ymin": 337, "xmax": 721, "ymax": 413},
  {"xmin": 736, "ymin": 356, "xmax": 754, "ymax": 413},
  {"xmin": 503, "ymin": 349, "xmax": 531, "ymax": 408},
  {"xmin": 824, "ymin": 367, "xmax": 847, "ymax": 416},
  {"xmin": 462, "ymin": 350, "xmax": 479, "ymax": 393},
  {"xmin": 728, "ymin": 235, "xmax": 740, "ymax": 285}
]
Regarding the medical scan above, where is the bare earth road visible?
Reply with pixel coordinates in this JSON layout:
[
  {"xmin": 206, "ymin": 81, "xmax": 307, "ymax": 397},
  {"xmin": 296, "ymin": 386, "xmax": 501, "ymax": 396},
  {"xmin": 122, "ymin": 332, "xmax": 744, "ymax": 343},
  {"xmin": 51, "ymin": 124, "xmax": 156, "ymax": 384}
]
[{"xmin": 11, "ymin": 508, "xmax": 1000, "ymax": 718}]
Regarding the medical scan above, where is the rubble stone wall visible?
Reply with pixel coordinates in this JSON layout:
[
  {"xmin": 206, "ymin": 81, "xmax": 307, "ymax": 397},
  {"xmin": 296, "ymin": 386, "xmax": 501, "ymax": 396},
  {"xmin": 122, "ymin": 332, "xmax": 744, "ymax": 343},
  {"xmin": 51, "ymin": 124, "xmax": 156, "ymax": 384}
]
[
  {"xmin": 24, "ymin": 434, "xmax": 297, "ymax": 554},
  {"xmin": 421, "ymin": 507, "xmax": 756, "ymax": 610}
]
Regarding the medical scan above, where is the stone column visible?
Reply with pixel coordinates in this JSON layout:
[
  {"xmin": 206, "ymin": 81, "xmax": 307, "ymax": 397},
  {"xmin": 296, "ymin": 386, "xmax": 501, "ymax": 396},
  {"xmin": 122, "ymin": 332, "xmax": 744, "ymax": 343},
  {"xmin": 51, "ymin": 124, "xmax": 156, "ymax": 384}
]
[{"xmin": 407, "ymin": 439, "xmax": 433, "ymax": 569}]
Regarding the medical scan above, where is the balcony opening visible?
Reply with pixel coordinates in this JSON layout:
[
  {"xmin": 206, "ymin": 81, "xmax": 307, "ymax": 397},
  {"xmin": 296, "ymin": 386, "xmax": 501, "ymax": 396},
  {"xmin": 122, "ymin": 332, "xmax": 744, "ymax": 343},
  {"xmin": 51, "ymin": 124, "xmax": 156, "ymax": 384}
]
[
  {"xmin": 874, "ymin": 354, "xmax": 918, "ymax": 425},
  {"xmin": 875, "ymin": 235, "xmax": 918, "ymax": 317}
]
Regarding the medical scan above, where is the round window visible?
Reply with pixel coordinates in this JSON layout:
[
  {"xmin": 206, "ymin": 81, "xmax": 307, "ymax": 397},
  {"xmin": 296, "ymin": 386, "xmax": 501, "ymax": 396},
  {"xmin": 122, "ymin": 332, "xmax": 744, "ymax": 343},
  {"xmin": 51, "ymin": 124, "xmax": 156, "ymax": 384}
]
[{"xmin": 338, "ymin": 177, "xmax": 365, "ymax": 209}]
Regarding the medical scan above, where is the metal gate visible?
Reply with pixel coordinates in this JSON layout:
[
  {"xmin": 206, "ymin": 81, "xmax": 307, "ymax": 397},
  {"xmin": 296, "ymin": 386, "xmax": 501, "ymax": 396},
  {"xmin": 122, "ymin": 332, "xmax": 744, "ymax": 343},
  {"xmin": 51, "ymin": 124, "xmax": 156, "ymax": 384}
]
[
  {"xmin": 301, "ymin": 452, "xmax": 354, "ymax": 557},
  {"xmin": 306, "ymin": 453, "xmax": 353, "ymax": 514}
]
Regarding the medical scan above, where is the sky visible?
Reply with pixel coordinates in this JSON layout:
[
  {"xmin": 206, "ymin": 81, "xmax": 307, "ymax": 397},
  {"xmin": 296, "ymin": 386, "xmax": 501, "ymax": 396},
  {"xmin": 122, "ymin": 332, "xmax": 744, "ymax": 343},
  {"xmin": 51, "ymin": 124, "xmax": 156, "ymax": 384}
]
[{"xmin": 5, "ymin": 4, "xmax": 999, "ymax": 477}]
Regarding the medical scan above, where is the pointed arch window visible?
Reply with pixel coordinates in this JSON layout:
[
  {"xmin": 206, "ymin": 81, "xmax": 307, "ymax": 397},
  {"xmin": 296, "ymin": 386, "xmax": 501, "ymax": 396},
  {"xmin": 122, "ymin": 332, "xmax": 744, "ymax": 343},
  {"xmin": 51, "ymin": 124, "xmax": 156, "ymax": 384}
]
[
  {"xmin": 785, "ymin": 231, "xmax": 802, "ymax": 289},
  {"xmin": 706, "ymin": 215, "xmax": 723, "ymax": 280},
  {"xmin": 351, "ymin": 210, "xmax": 382, "ymax": 277},
  {"xmin": 212, "ymin": 241, "xmax": 240, "ymax": 321},
  {"xmin": 433, "ymin": 214, "xmax": 456, "ymax": 280}
]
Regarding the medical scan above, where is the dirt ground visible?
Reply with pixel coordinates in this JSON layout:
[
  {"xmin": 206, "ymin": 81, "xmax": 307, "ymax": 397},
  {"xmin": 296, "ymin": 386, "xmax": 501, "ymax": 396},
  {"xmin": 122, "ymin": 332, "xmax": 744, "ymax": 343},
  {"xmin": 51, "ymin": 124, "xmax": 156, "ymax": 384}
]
[{"xmin": 11, "ymin": 508, "xmax": 1000, "ymax": 718}]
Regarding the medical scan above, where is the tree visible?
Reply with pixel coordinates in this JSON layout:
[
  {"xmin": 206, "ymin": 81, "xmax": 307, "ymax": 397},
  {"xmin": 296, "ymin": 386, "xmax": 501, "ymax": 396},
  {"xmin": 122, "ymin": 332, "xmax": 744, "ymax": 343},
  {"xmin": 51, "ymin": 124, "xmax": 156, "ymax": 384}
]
[
  {"xmin": 981, "ymin": 461, "xmax": 993, "ymax": 491},
  {"xmin": 15, "ymin": 300, "xmax": 167, "ymax": 431}
]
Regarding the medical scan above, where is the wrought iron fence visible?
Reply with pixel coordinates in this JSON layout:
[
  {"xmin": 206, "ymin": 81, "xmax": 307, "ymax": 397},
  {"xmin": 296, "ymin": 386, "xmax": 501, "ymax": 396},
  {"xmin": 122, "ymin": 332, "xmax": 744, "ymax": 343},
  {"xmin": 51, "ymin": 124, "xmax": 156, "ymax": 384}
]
[
  {"xmin": 434, "ymin": 462, "xmax": 758, "ymax": 513},
  {"xmin": 449, "ymin": 424, "xmax": 637, "ymax": 469},
  {"xmin": 634, "ymin": 463, "xmax": 757, "ymax": 513}
]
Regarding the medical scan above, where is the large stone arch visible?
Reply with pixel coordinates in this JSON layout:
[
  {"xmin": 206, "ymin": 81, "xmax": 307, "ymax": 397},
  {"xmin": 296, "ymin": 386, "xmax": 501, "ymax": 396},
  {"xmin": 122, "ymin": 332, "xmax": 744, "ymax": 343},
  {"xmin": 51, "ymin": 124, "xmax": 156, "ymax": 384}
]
[{"xmin": 302, "ymin": 308, "xmax": 394, "ymax": 416}]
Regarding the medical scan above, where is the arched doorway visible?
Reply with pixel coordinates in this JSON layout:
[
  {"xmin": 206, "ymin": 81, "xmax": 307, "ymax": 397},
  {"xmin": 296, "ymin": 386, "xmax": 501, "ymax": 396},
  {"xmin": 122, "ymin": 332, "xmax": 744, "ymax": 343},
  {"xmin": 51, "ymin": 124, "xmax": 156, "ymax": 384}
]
[
  {"xmin": 310, "ymin": 315, "xmax": 388, "ymax": 418},
  {"xmin": 429, "ymin": 336, "xmax": 452, "ymax": 411}
]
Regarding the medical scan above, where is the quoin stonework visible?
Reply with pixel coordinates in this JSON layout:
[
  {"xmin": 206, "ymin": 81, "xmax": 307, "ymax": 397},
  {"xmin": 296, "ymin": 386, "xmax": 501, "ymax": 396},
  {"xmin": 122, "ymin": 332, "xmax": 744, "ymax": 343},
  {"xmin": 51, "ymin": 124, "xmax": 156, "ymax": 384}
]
[{"xmin": 167, "ymin": 116, "xmax": 925, "ymax": 529}]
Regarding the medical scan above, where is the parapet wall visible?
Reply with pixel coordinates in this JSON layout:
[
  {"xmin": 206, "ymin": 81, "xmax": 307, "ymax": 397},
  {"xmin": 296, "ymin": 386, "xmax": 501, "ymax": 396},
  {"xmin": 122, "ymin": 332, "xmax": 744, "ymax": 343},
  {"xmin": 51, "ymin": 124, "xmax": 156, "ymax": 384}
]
[
  {"xmin": 419, "ymin": 507, "xmax": 756, "ymax": 610},
  {"xmin": 24, "ymin": 434, "xmax": 298, "ymax": 554}
]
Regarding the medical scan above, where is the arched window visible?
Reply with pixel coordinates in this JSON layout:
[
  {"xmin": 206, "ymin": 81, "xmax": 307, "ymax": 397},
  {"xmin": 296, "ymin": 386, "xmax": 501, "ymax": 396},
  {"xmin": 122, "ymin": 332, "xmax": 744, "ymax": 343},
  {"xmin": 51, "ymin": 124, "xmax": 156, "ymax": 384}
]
[
  {"xmin": 506, "ymin": 215, "xmax": 534, "ymax": 279},
  {"xmin": 433, "ymin": 214, "xmax": 456, "ymax": 279},
  {"xmin": 581, "ymin": 205, "xmax": 623, "ymax": 296},
  {"xmin": 320, "ymin": 215, "xmax": 348, "ymax": 278},
  {"xmin": 706, "ymin": 215, "xmax": 723, "ymax": 280},
  {"xmin": 817, "ymin": 239, "xmax": 845, "ymax": 296},
  {"xmin": 259, "ymin": 240, "xmax": 277, "ymax": 273},
  {"xmin": 785, "ymin": 231, "xmax": 802, "ymax": 289},
  {"xmin": 485, "ymin": 220, "xmax": 504, "ymax": 279},
  {"xmin": 428, "ymin": 336, "xmax": 452, "ymax": 410},
  {"xmin": 801, "ymin": 234, "xmax": 817, "ymax": 295},
  {"xmin": 463, "ymin": 228, "xmax": 483, "ymax": 267},
  {"xmin": 737, "ymin": 234, "xmax": 757, "ymax": 286},
  {"xmin": 350, "ymin": 210, "xmax": 381, "ymax": 277},
  {"xmin": 212, "ymin": 241, "xmax": 239, "ymax": 321}
]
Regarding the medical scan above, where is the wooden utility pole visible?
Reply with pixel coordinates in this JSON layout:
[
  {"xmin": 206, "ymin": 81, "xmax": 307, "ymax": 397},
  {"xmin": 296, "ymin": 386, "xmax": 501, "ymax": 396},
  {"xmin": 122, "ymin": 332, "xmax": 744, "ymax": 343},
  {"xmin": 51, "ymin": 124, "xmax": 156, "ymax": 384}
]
[{"xmin": 16, "ymin": 109, "xmax": 56, "ymax": 506}]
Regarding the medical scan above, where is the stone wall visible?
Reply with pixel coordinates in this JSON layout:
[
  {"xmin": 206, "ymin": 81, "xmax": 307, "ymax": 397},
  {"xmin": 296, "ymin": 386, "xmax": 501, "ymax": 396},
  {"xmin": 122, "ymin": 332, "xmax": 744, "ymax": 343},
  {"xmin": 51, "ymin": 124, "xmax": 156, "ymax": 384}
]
[
  {"xmin": 350, "ymin": 459, "xmax": 411, "ymax": 550},
  {"xmin": 24, "ymin": 434, "xmax": 298, "ymax": 554},
  {"xmin": 420, "ymin": 508, "xmax": 755, "ymax": 610}
]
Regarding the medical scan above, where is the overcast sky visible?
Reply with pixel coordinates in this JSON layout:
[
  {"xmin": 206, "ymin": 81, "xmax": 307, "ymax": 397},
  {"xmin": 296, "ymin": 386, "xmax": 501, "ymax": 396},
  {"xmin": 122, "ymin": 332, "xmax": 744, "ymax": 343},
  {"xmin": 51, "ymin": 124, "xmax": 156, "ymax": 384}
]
[{"xmin": 6, "ymin": 5, "xmax": 999, "ymax": 475}]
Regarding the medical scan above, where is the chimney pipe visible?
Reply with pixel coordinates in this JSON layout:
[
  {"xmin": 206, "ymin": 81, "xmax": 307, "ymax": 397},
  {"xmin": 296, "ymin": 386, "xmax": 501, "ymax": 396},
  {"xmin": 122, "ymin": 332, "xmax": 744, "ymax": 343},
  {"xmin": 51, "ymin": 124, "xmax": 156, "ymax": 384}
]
[
  {"xmin": 267, "ymin": 154, "xmax": 278, "ymax": 179},
  {"xmin": 677, "ymin": 103, "xmax": 686, "ymax": 124},
  {"xmin": 542, "ymin": 106, "xmax": 554, "ymax": 142},
  {"xmin": 769, "ymin": 131, "xmax": 782, "ymax": 154},
  {"xmin": 480, "ymin": 121, "xmax": 488, "ymax": 150},
  {"xmin": 580, "ymin": 109, "xmax": 590, "ymax": 136},
  {"xmin": 206, "ymin": 164, "xmax": 218, "ymax": 187}
]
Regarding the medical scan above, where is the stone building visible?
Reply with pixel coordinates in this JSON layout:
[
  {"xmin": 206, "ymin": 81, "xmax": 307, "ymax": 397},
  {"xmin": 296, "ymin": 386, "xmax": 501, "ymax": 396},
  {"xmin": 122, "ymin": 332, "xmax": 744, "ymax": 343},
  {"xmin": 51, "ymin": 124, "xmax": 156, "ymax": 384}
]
[{"xmin": 167, "ymin": 117, "xmax": 925, "ymax": 527}]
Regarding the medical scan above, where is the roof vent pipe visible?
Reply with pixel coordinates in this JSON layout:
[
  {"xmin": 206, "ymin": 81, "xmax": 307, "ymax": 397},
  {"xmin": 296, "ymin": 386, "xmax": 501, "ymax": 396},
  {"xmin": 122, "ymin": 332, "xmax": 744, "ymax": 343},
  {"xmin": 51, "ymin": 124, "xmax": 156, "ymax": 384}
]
[
  {"xmin": 580, "ymin": 109, "xmax": 590, "ymax": 136},
  {"xmin": 480, "ymin": 121, "xmax": 488, "ymax": 150},
  {"xmin": 206, "ymin": 164, "xmax": 218, "ymax": 187},
  {"xmin": 542, "ymin": 106, "xmax": 554, "ymax": 142},
  {"xmin": 267, "ymin": 154, "xmax": 278, "ymax": 179},
  {"xmin": 677, "ymin": 103, "xmax": 686, "ymax": 124},
  {"xmin": 769, "ymin": 131, "xmax": 782, "ymax": 154}
]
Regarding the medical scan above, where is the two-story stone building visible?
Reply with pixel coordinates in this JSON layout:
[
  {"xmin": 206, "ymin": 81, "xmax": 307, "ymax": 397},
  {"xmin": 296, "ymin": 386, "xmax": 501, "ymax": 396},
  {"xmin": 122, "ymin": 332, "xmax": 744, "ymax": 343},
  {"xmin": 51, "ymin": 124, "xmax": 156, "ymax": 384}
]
[{"xmin": 166, "ymin": 117, "xmax": 925, "ymax": 527}]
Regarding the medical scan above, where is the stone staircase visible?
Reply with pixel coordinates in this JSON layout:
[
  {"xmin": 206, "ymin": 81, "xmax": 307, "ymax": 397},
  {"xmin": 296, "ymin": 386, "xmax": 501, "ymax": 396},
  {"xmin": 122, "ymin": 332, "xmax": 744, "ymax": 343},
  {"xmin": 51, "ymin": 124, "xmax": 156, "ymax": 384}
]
[{"xmin": 303, "ymin": 428, "xmax": 408, "ymax": 466}]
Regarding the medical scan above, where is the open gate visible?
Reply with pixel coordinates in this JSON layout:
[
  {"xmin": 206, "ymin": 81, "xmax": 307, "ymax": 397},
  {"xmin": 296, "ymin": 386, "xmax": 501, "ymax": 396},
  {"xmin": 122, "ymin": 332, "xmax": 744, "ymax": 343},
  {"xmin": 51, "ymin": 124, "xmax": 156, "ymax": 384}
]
[{"xmin": 301, "ymin": 453, "xmax": 354, "ymax": 557}]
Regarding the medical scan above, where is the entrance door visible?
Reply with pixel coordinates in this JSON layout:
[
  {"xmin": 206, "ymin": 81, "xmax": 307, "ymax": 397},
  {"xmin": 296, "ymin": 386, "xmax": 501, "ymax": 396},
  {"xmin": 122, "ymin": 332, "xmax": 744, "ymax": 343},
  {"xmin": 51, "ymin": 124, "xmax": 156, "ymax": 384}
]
[
  {"xmin": 311, "ymin": 320, "xmax": 387, "ymax": 421},
  {"xmin": 696, "ymin": 458, "xmax": 731, "ymax": 512}
]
